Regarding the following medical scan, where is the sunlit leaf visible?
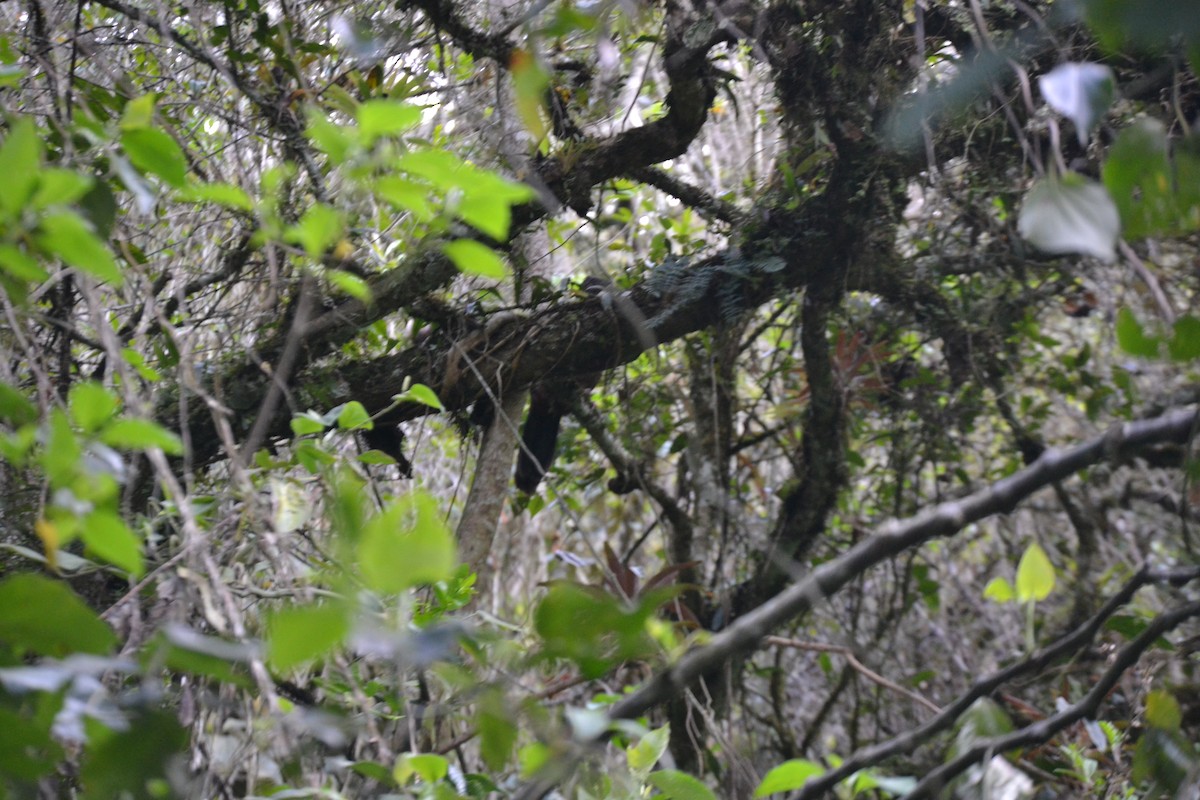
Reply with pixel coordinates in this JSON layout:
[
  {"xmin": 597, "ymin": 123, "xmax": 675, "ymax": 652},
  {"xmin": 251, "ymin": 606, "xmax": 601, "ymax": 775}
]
[
  {"xmin": 983, "ymin": 577, "xmax": 1015, "ymax": 603},
  {"xmin": 754, "ymin": 759, "xmax": 824, "ymax": 796},
  {"xmin": 357, "ymin": 491, "xmax": 457, "ymax": 593},
  {"xmin": 395, "ymin": 383, "xmax": 444, "ymax": 410},
  {"xmin": 442, "ymin": 238, "xmax": 508, "ymax": 279},
  {"xmin": 32, "ymin": 168, "xmax": 93, "ymax": 209},
  {"xmin": 627, "ymin": 725, "xmax": 670, "ymax": 778},
  {"xmin": 327, "ymin": 269, "xmax": 371, "ymax": 302},
  {"xmin": 1015, "ymin": 542, "xmax": 1055, "ymax": 602},
  {"xmin": 121, "ymin": 127, "xmax": 188, "ymax": 188},
  {"xmin": 336, "ymin": 401, "xmax": 373, "ymax": 430},
  {"xmin": 357, "ymin": 99, "xmax": 421, "ymax": 145},
  {"xmin": 394, "ymin": 752, "xmax": 449, "ymax": 784},
  {"xmin": 81, "ymin": 510, "xmax": 143, "ymax": 576},
  {"xmin": 286, "ymin": 203, "xmax": 344, "ymax": 259},
  {"xmin": 266, "ymin": 602, "xmax": 351, "ymax": 670}
]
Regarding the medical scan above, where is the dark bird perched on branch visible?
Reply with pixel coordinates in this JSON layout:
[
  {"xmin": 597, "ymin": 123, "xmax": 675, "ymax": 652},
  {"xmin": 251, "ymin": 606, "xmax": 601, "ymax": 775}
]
[
  {"xmin": 514, "ymin": 275, "xmax": 609, "ymax": 493},
  {"xmin": 515, "ymin": 382, "xmax": 571, "ymax": 494}
]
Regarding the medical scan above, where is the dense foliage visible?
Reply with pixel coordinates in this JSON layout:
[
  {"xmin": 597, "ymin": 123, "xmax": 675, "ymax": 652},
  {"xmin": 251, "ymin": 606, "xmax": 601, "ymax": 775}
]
[{"xmin": 1, "ymin": 0, "xmax": 1200, "ymax": 797}]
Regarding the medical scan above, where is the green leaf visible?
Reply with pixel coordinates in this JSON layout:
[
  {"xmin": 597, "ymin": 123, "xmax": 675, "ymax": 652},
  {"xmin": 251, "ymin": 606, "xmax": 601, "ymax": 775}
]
[
  {"xmin": 518, "ymin": 743, "xmax": 550, "ymax": 778},
  {"xmin": 627, "ymin": 725, "xmax": 670, "ymax": 779},
  {"xmin": 357, "ymin": 491, "xmax": 457, "ymax": 593},
  {"xmin": 327, "ymin": 269, "xmax": 371, "ymax": 302},
  {"xmin": 182, "ymin": 181, "xmax": 253, "ymax": 211},
  {"xmin": 121, "ymin": 347, "xmax": 162, "ymax": 382},
  {"xmin": 101, "ymin": 418, "xmax": 184, "ymax": 455},
  {"xmin": 69, "ymin": 382, "xmax": 119, "ymax": 434},
  {"xmin": 1038, "ymin": 63, "xmax": 1114, "ymax": 146},
  {"xmin": 35, "ymin": 211, "xmax": 122, "ymax": 284},
  {"xmin": 1131, "ymin": 727, "xmax": 1194, "ymax": 794},
  {"xmin": 0, "ymin": 243, "xmax": 49, "ymax": 284},
  {"xmin": 266, "ymin": 602, "xmax": 351, "ymax": 670},
  {"xmin": 395, "ymin": 383, "xmax": 445, "ymax": 410},
  {"xmin": 394, "ymin": 752, "xmax": 449, "ymax": 784},
  {"xmin": 31, "ymin": 168, "xmax": 93, "ymax": 209},
  {"xmin": 983, "ymin": 577, "xmax": 1015, "ymax": 603},
  {"xmin": 442, "ymin": 239, "xmax": 508, "ymax": 279},
  {"xmin": 0, "ymin": 117, "xmax": 41, "ymax": 217},
  {"xmin": 336, "ymin": 400, "xmax": 373, "ymax": 430},
  {"xmin": 1115, "ymin": 307, "xmax": 1161, "ymax": 357},
  {"xmin": 535, "ymin": 583, "xmax": 656, "ymax": 678},
  {"xmin": 306, "ymin": 111, "xmax": 354, "ymax": 162},
  {"xmin": 755, "ymin": 759, "xmax": 825, "ymax": 796},
  {"xmin": 1102, "ymin": 120, "xmax": 1176, "ymax": 237},
  {"xmin": 0, "ymin": 573, "xmax": 117, "ymax": 656},
  {"xmin": 396, "ymin": 149, "xmax": 469, "ymax": 190},
  {"xmin": 80, "ymin": 510, "xmax": 144, "ymax": 576},
  {"xmin": 1146, "ymin": 690, "xmax": 1183, "ymax": 731},
  {"xmin": 458, "ymin": 192, "xmax": 515, "ymax": 242},
  {"xmin": 1168, "ymin": 315, "xmax": 1200, "ymax": 361},
  {"xmin": 120, "ymin": 93, "xmax": 156, "ymax": 129},
  {"xmin": 1082, "ymin": 0, "xmax": 1200, "ymax": 51},
  {"xmin": 478, "ymin": 690, "xmax": 518, "ymax": 771},
  {"xmin": 1015, "ymin": 542, "xmax": 1055, "ymax": 602},
  {"xmin": 1017, "ymin": 175, "xmax": 1119, "ymax": 262},
  {"xmin": 373, "ymin": 176, "xmax": 434, "ymax": 220},
  {"xmin": 357, "ymin": 99, "xmax": 421, "ymax": 145},
  {"xmin": 121, "ymin": 127, "xmax": 188, "ymax": 188},
  {"xmin": 510, "ymin": 49, "xmax": 550, "ymax": 139},
  {"xmin": 646, "ymin": 769, "xmax": 718, "ymax": 800},
  {"xmin": 0, "ymin": 381, "xmax": 37, "ymax": 426},
  {"xmin": 286, "ymin": 203, "xmax": 344, "ymax": 259},
  {"xmin": 80, "ymin": 710, "xmax": 187, "ymax": 800},
  {"xmin": 43, "ymin": 410, "xmax": 81, "ymax": 486},
  {"xmin": 291, "ymin": 412, "xmax": 327, "ymax": 435},
  {"xmin": 153, "ymin": 625, "xmax": 253, "ymax": 689}
]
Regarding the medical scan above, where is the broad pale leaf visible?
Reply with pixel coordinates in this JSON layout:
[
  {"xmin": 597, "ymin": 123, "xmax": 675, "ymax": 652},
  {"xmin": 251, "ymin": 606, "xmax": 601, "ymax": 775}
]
[{"xmin": 1018, "ymin": 176, "xmax": 1119, "ymax": 262}]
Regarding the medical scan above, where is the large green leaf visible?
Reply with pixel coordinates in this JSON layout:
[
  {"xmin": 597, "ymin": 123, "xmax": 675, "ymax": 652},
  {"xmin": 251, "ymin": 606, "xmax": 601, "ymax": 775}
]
[
  {"xmin": 357, "ymin": 491, "xmax": 457, "ymax": 593},
  {"xmin": 266, "ymin": 602, "xmax": 351, "ymax": 671},
  {"xmin": 80, "ymin": 710, "xmax": 188, "ymax": 800},
  {"xmin": 1015, "ymin": 542, "xmax": 1055, "ymax": 603},
  {"xmin": 442, "ymin": 239, "xmax": 508, "ymax": 279},
  {"xmin": 35, "ymin": 212, "xmax": 122, "ymax": 284},
  {"xmin": 0, "ymin": 117, "xmax": 40, "ymax": 218},
  {"xmin": 121, "ymin": 127, "xmax": 188, "ymax": 188},
  {"xmin": 755, "ymin": 759, "xmax": 825, "ymax": 797},
  {"xmin": 0, "ymin": 574, "xmax": 117, "ymax": 656},
  {"xmin": 647, "ymin": 769, "xmax": 718, "ymax": 800},
  {"xmin": 80, "ymin": 510, "xmax": 144, "ymax": 576},
  {"xmin": 1017, "ymin": 175, "xmax": 1119, "ymax": 262}
]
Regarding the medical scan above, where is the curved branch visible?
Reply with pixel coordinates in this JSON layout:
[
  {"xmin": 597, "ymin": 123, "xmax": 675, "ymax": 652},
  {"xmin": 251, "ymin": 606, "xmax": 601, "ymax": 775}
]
[
  {"xmin": 909, "ymin": 598, "xmax": 1200, "ymax": 798},
  {"xmin": 795, "ymin": 565, "xmax": 1200, "ymax": 799}
]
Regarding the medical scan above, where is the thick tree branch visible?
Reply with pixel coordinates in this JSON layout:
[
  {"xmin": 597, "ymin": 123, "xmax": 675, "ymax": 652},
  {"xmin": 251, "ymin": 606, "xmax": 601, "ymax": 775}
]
[
  {"xmin": 510, "ymin": 405, "xmax": 1200, "ymax": 798},
  {"xmin": 909, "ymin": 598, "xmax": 1200, "ymax": 798},
  {"xmin": 796, "ymin": 565, "xmax": 1200, "ymax": 798}
]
